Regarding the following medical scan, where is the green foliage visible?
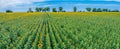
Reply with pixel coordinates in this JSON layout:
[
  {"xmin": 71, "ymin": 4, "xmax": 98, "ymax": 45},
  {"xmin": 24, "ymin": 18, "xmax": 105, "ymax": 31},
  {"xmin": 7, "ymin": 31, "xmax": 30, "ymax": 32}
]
[
  {"xmin": 27, "ymin": 8, "xmax": 33, "ymax": 13},
  {"xmin": 6, "ymin": 10, "xmax": 13, "ymax": 13},
  {"xmin": 52, "ymin": 8, "xmax": 57, "ymax": 12},
  {"xmin": 92, "ymin": 8, "xmax": 97, "ymax": 12},
  {"xmin": 86, "ymin": 7, "xmax": 91, "ymax": 12},
  {"xmin": 91, "ymin": 7, "xmax": 119, "ymax": 12},
  {"xmin": 59, "ymin": 7, "xmax": 63, "ymax": 12},
  {"xmin": 42, "ymin": 7, "xmax": 50, "ymax": 12},
  {"xmin": 73, "ymin": 6, "xmax": 77, "ymax": 12},
  {"xmin": 35, "ymin": 7, "xmax": 40, "ymax": 12}
]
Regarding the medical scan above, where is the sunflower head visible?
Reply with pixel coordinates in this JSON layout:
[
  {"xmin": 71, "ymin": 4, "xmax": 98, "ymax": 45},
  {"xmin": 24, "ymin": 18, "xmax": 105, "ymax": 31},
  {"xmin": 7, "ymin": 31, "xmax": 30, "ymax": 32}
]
[
  {"xmin": 38, "ymin": 43, "xmax": 42, "ymax": 47},
  {"xmin": 40, "ymin": 33, "xmax": 42, "ymax": 36}
]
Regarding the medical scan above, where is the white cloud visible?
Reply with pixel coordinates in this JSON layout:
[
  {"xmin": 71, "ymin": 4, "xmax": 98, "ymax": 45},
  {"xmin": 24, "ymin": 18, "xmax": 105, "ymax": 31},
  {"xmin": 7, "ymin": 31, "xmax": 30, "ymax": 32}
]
[{"xmin": 0, "ymin": 0, "xmax": 44, "ymax": 8}]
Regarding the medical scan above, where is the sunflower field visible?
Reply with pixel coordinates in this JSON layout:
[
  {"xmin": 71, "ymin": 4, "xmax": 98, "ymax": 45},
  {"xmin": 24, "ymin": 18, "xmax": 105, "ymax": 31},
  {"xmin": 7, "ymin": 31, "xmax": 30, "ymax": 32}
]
[{"xmin": 0, "ymin": 12, "xmax": 120, "ymax": 49}]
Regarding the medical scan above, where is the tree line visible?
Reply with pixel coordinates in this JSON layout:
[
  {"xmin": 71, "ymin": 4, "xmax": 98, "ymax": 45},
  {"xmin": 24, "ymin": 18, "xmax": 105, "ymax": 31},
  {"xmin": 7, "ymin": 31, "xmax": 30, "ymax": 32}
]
[
  {"xmin": 85, "ymin": 7, "xmax": 119, "ymax": 12},
  {"xmin": 27, "ymin": 7, "xmax": 66, "ymax": 13},
  {"xmin": 6, "ymin": 6, "xmax": 119, "ymax": 13}
]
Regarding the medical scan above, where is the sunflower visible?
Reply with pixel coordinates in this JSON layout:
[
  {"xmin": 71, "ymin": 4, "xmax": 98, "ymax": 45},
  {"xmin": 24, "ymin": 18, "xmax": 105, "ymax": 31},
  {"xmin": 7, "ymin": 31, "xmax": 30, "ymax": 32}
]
[
  {"xmin": 81, "ymin": 48, "xmax": 84, "ymax": 49},
  {"xmin": 38, "ymin": 43, "xmax": 42, "ymax": 47},
  {"xmin": 40, "ymin": 33, "xmax": 42, "ymax": 36}
]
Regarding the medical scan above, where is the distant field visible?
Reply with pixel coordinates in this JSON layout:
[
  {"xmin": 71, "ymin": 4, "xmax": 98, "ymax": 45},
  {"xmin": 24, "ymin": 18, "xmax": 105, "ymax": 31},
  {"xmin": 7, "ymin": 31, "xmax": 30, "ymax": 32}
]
[{"xmin": 0, "ymin": 12, "xmax": 120, "ymax": 49}]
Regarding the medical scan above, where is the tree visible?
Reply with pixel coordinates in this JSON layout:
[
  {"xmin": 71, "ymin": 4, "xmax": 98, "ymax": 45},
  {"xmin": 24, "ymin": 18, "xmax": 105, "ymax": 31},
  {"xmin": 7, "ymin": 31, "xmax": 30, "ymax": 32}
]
[
  {"xmin": 52, "ymin": 8, "xmax": 57, "ymax": 12},
  {"xmin": 59, "ymin": 7, "xmax": 63, "ymax": 12},
  {"xmin": 73, "ymin": 6, "xmax": 77, "ymax": 12},
  {"xmin": 97, "ymin": 8, "xmax": 102, "ymax": 12},
  {"xmin": 39, "ymin": 8, "xmax": 43, "ymax": 12},
  {"xmin": 78, "ymin": 10, "xmax": 82, "ymax": 12},
  {"xmin": 42, "ymin": 7, "xmax": 50, "ymax": 12},
  {"xmin": 46, "ymin": 7, "xmax": 50, "ymax": 12},
  {"xmin": 35, "ymin": 7, "xmax": 40, "ymax": 12},
  {"xmin": 63, "ymin": 10, "xmax": 66, "ymax": 12},
  {"xmin": 42, "ymin": 7, "xmax": 47, "ymax": 12},
  {"xmin": 27, "ymin": 8, "xmax": 33, "ymax": 13},
  {"xmin": 6, "ymin": 10, "xmax": 13, "ymax": 13},
  {"xmin": 102, "ymin": 9, "xmax": 108, "ymax": 12},
  {"xmin": 111, "ymin": 9, "xmax": 119, "ymax": 12},
  {"xmin": 86, "ymin": 7, "xmax": 91, "ymax": 12},
  {"xmin": 42, "ymin": 8, "xmax": 45, "ymax": 12},
  {"xmin": 92, "ymin": 8, "xmax": 97, "ymax": 12}
]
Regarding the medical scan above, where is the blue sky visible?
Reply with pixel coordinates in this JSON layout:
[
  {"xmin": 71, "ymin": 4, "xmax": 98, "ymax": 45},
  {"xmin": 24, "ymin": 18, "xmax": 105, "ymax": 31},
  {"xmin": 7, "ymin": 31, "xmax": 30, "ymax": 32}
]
[{"xmin": 0, "ymin": 0, "xmax": 120, "ymax": 12}]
